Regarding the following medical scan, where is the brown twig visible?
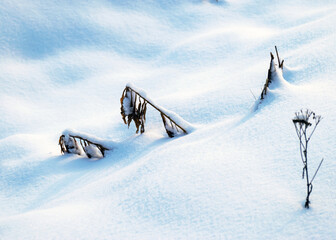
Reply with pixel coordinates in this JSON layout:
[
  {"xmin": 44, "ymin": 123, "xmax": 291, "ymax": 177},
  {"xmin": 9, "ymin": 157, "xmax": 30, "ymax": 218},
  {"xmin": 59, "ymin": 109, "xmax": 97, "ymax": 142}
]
[
  {"xmin": 275, "ymin": 46, "xmax": 281, "ymax": 67},
  {"xmin": 260, "ymin": 52, "xmax": 274, "ymax": 100}
]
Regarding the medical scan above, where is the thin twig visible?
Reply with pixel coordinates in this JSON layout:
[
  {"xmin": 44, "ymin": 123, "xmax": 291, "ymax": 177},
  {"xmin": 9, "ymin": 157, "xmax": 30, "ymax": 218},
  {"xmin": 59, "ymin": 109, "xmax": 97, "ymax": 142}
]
[
  {"xmin": 310, "ymin": 158, "xmax": 324, "ymax": 184},
  {"xmin": 250, "ymin": 89, "xmax": 257, "ymax": 101},
  {"xmin": 275, "ymin": 46, "xmax": 281, "ymax": 67},
  {"xmin": 308, "ymin": 120, "xmax": 320, "ymax": 141}
]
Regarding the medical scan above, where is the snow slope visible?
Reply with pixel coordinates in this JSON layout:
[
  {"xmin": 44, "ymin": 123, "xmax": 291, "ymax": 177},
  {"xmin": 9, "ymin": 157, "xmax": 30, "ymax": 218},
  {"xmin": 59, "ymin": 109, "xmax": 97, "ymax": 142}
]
[{"xmin": 1, "ymin": 0, "xmax": 336, "ymax": 239}]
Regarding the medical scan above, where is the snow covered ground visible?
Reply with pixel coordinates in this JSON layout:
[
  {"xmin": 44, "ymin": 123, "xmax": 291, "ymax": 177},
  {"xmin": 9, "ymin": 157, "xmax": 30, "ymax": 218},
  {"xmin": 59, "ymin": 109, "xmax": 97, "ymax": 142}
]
[{"xmin": 1, "ymin": 0, "xmax": 336, "ymax": 239}]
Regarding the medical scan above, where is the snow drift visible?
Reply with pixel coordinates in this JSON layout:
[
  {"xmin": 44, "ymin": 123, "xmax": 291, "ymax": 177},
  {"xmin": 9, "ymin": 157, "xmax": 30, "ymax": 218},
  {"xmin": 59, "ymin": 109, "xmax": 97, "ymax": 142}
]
[{"xmin": 1, "ymin": 0, "xmax": 336, "ymax": 239}]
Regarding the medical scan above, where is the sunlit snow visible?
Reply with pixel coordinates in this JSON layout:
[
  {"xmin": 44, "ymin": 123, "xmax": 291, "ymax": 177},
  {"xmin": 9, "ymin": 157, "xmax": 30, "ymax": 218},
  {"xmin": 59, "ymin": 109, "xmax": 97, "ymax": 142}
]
[{"xmin": 1, "ymin": 0, "xmax": 336, "ymax": 239}]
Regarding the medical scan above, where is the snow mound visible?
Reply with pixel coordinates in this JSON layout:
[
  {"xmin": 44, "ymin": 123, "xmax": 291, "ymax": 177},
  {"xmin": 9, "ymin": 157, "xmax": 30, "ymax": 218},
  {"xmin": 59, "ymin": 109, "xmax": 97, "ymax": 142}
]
[{"xmin": 1, "ymin": 0, "xmax": 336, "ymax": 239}]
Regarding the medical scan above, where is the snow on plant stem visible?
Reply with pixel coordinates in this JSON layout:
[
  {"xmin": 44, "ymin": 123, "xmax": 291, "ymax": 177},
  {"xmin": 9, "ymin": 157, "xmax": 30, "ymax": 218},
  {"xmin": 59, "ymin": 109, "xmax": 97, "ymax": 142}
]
[{"xmin": 122, "ymin": 83, "xmax": 195, "ymax": 137}]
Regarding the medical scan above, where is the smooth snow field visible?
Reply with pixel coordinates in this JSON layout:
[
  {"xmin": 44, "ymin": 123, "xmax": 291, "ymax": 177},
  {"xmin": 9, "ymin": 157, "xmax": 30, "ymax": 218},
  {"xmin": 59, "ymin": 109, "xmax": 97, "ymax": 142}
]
[{"xmin": 1, "ymin": 0, "xmax": 336, "ymax": 239}]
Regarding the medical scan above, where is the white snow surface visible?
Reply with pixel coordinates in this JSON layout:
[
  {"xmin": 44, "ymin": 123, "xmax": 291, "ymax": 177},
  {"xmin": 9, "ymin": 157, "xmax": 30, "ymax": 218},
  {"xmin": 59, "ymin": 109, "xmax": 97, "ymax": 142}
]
[{"xmin": 1, "ymin": 0, "xmax": 336, "ymax": 239}]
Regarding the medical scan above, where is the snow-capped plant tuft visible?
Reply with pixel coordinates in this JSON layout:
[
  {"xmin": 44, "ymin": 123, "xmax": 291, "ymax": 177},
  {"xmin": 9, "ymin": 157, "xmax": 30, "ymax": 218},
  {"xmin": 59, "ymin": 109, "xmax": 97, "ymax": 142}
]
[
  {"xmin": 59, "ymin": 133, "xmax": 108, "ymax": 158},
  {"xmin": 120, "ymin": 85, "xmax": 189, "ymax": 138},
  {"xmin": 59, "ymin": 135, "xmax": 82, "ymax": 155},
  {"xmin": 120, "ymin": 86, "xmax": 147, "ymax": 134},
  {"xmin": 292, "ymin": 109, "xmax": 323, "ymax": 209}
]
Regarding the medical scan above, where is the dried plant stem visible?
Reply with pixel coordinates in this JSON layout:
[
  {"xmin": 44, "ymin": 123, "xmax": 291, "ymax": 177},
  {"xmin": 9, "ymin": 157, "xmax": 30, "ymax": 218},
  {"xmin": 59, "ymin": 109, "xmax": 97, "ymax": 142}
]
[
  {"xmin": 275, "ymin": 45, "xmax": 284, "ymax": 69},
  {"xmin": 260, "ymin": 52, "xmax": 274, "ymax": 100},
  {"xmin": 121, "ymin": 86, "xmax": 187, "ymax": 137},
  {"xmin": 293, "ymin": 109, "xmax": 323, "ymax": 208},
  {"xmin": 260, "ymin": 46, "xmax": 284, "ymax": 101},
  {"xmin": 127, "ymin": 87, "xmax": 187, "ymax": 133}
]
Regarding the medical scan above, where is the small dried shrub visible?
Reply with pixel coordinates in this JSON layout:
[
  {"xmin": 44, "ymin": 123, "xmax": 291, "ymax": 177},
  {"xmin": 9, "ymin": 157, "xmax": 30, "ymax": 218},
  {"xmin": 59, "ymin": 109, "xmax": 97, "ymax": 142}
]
[
  {"xmin": 120, "ymin": 85, "xmax": 187, "ymax": 137},
  {"xmin": 59, "ymin": 134, "xmax": 108, "ymax": 158},
  {"xmin": 293, "ymin": 109, "xmax": 324, "ymax": 208},
  {"xmin": 120, "ymin": 87, "xmax": 147, "ymax": 134}
]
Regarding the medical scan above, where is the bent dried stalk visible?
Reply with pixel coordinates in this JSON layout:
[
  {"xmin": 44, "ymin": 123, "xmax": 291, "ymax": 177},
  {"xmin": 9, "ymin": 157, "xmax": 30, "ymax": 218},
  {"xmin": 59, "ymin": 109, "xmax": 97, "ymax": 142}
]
[
  {"xmin": 59, "ymin": 134, "xmax": 108, "ymax": 158},
  {"xmin": 120, "ymin": 86, "xmax": 187, "ymax": 137}
]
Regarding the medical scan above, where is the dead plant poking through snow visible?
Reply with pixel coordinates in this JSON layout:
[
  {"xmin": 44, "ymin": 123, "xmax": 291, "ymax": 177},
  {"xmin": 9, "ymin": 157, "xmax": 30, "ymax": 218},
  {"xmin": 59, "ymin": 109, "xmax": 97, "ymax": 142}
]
[
  {"xmin": 293, "ymin": 109, "xmax": 324, "ymax": 209},
  {"xmin": 260, "ymin": 46, "xmax": 284, "ymax": 100},
  {"xmin": 120, "ymin": 86, "xmax": 147, "ymax": 134},
  {"xmin": 59, "ymin": 133, "xmax": 108, "ymax": 158},
  {"xmin": 120, "ymin": 85, "xmax": 189, "ymax": 137}
]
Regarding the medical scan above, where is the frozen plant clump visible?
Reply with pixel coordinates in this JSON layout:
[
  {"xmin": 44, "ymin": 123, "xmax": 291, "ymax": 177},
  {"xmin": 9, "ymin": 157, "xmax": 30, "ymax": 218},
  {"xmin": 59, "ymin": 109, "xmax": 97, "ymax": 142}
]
[
  {"xmin": 293, "ymin": 109, "xmax": 324, "ymax": 209},
  {"xmin": 84, "ymin": 144, "xmax": 103, "ymax": 158},
  {"xmin": 59, "ymin": 130, "xmax": 109, "ymax": 158},
  {"xmin": 120, "ymin": 86, "xmax": 147, "ymax": 134},
  {"xmin": 122, "ymin": 91, "xmax": 134, "ymax": 115},
  {"xmin": 120, "ymin": 84, "xmax": 192, "ymax": 137},
  {"xmin": 60, "ymin": 134, "xmax": 82, "ymax": 155}
]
